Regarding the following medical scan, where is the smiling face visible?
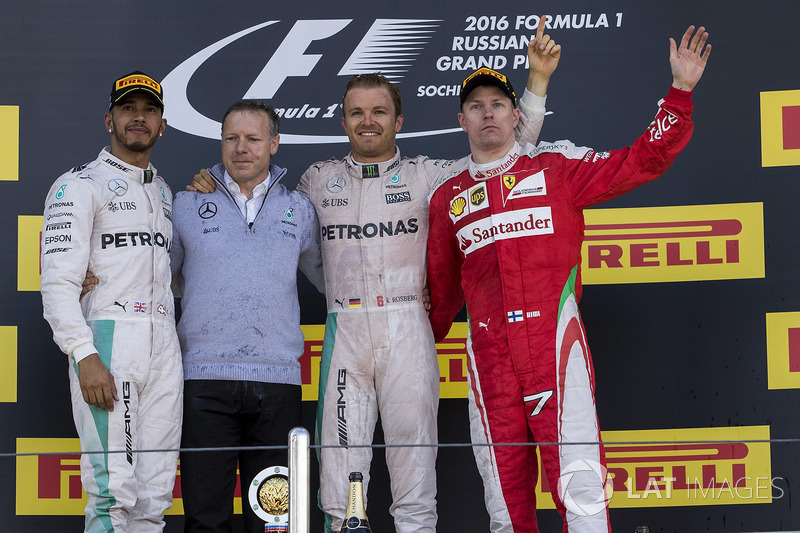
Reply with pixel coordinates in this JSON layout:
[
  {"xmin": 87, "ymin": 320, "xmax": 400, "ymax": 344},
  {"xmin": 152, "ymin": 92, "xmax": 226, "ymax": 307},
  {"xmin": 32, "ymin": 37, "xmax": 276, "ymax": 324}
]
[
  {"xmin": 341, "ymin": 86, "xmax": 403, "ymax": 163},
  {"xmin": 105, "ymin": 93, "xmax": 165, "ymax": 158},
  {"xmin": 458, "ymin": 84, "xmax": 520, "ymax": 163},
  {"xmin": 220, "ymin": 110, "xmax": 279, "ymax": 195}
]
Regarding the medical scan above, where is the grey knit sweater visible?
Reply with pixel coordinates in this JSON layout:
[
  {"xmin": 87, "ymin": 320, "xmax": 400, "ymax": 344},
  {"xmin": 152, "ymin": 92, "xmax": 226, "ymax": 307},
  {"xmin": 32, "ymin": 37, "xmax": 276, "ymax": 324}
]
[{"xmin": 171, "ymin": 163, "xmax": 324, "ymax": 383}]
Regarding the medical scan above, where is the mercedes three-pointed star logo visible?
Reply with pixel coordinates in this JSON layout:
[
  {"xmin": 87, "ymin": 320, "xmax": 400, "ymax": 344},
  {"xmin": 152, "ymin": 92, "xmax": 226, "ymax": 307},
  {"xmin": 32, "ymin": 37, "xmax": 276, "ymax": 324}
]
[
  {"xmin": 107, "ymin": 179, "xmax": 128, "ymax": 197},
  {"xmin": 326, "ymin": 175, "xmax": 346, "ymax": 193},
  {"xmin": 198, "ymin": 201, "xmax": 218, "ymax": 219}
]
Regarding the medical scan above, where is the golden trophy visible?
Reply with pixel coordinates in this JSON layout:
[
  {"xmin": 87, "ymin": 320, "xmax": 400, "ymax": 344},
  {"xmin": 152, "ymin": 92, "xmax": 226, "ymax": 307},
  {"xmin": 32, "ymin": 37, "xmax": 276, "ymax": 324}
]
[{"xmin": 248, "ymin": 465, "xmax": 289, "ymax": 532}]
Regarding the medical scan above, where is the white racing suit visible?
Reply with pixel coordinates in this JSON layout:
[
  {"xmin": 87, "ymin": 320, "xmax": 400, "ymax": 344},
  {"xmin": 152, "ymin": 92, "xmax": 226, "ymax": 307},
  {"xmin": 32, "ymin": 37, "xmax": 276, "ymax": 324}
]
[
  {"xmin": 41, "ymin": 148, "xmax": 183, "ymax": 533},
  {"xmin": 296, "ymin": 90, "xmax": 545, "ymax": 533}
]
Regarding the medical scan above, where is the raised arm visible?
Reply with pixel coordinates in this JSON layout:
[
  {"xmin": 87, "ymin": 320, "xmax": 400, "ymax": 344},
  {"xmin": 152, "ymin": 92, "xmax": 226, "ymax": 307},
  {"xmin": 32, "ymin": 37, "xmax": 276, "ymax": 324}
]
[
  {"xmin": 670, "ymin": 25, "xmax": 711, "ymax": 91},
  {"xmin": 515, "ymin": 15, "xmax": 561, "ymax": 146},
  {"xmin": 526, "ymin": 14, "xmax": 561, "ymax": 97}
]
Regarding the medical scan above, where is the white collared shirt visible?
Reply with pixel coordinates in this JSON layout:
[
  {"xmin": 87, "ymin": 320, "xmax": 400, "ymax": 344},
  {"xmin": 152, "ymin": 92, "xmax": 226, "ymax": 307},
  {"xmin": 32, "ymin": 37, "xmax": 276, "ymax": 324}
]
[{"xmin": 223, "ymin": 170, "xmax": 270, "ymax": 224}]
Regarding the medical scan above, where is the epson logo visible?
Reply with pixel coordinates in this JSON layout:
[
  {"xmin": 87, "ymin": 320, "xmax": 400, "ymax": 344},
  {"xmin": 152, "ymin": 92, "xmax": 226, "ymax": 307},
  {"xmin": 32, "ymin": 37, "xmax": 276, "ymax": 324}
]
[
  {"xmin": 44, "ymin": 234, "xmax": 71, "ymax": 245},
  {"xmin": 160, "ymin": 19, "xmax": 463, "ymax": 143}
]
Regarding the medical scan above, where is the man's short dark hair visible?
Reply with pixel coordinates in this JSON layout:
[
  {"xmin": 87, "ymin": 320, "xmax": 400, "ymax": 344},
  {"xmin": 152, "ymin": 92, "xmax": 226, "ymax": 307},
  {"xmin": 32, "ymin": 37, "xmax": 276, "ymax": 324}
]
[
  {"xmin": 342, "ymin": 74, "xmax": 403, "ymax": 117},
  {"xmin": 222, "ymin": 100, "xmax": 280, "ymax": 138}
]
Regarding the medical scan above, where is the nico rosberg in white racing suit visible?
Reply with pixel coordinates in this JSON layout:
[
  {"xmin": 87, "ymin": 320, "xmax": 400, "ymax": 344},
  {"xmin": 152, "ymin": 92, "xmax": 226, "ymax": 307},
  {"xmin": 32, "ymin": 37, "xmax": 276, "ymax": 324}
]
[{"xmin": 298, "ymin": 67, "xmax": 549, "ymax": 532}]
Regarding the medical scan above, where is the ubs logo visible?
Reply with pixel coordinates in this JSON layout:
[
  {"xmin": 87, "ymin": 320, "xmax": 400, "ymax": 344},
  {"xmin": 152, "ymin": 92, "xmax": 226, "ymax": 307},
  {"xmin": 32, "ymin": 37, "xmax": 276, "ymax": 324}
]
[
  {"xmin": 108, "ymin": 201, "xmax": 137, "ymax": 213},
  {"xmin": 198, "ymin": 202, "xmax": 218, "ymax": 219}
]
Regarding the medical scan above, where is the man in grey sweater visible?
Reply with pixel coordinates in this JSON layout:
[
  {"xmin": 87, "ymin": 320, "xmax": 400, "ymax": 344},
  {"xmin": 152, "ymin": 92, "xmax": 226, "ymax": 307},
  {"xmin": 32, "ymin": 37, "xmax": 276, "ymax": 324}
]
[{"xmin": 171, "ymin": 100, "xmax": 324, "ymax": 533}]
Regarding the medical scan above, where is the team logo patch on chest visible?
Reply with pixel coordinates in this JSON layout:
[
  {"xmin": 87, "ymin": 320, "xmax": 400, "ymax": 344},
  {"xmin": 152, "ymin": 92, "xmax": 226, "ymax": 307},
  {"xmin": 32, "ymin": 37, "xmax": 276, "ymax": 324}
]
[
  {"xmin": 501, "ymin": 169, "xmax": 547, "ymax": 205},
  {"xmin": 386, "ymin": 191, "xmax": 411, "ymax": 204},
  {"xmin": 107, "ymin": 179, "xmax": 128, "ymax": 197},
  {"xmin": 326, "ymin": 176, "xmax": 346, "ymax": 193},
  {"xmin": 321, "ymin": 197, "xmax": 349, "ymax": 208},
  {"xmin": 449, "ymin": 183, "xmax": 490, "ymax": 222},
  {"xmin": 456, "ymin": 206, "xmax": 554, "ymax": 255}
]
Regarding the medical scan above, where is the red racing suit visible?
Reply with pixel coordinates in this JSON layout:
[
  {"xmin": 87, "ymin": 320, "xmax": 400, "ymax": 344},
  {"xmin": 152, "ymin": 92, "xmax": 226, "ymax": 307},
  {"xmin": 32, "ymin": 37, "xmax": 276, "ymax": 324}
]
[{"xmin": 426, "ymin": 87, "xmax": 694, "ymax": 533}]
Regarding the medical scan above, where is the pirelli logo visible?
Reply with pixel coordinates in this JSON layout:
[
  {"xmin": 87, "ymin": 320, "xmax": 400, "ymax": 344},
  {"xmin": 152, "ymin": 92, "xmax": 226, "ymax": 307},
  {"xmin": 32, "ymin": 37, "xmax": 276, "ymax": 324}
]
[
  {"xmin": 582, "ymin": 203, "xmax": 764, "ymax": 284},
  {"xmin": 535, "ymin": 426, "xmax": 775, "ymax": 508},
  {"xmin": 115, "ymin": 74, "xmax": 161, "ymax": 93},
  {"xmin": 15, "ymin": 438, "xmax": 248, "ymax": 515},
  {"xmin": 761, "ymin": 89, "xmax": 800, "ymax": 167},
  {"xmin": 300, "ymin": 323, "xmax": 470, "ymax": 400},
  {"xmin": 18, "ymin": 215, "xmax": 43, "ymax": 292},
  {"xmin": 765, "ymin": 312, "xmax": 800, "ymax": 390},
  {"xmin": 0, "ymin": 106, "xmax": 19, "ymax": 181}
]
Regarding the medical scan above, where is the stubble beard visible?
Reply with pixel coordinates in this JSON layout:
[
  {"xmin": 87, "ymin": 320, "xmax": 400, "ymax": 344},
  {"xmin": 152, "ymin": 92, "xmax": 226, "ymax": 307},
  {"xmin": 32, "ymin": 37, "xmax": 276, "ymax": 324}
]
[{"xmin": 112, "ymin": 119, "xmax": 158, "ymax": 153}]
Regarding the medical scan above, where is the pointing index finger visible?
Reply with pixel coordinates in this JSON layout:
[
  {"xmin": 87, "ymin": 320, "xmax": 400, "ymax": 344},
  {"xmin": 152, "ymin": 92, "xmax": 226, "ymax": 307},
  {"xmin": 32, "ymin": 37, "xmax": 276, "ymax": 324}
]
[{"xmin": 537, "ymin": 14, "xmax": 547, "ymax": 41}]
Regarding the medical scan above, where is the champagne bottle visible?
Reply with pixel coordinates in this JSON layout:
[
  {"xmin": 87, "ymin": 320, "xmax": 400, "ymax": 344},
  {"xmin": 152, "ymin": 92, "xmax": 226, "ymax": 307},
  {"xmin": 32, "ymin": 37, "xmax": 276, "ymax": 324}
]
[{"xmin": 340, "ymin": 472, "xmax": 372, "ymax": 532}]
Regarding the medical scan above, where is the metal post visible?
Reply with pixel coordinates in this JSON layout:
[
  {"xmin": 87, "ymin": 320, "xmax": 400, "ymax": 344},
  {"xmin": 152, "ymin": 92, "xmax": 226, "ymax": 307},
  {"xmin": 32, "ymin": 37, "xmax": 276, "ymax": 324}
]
[{"xmin": 288, "ymin": 427, "xmax": 310, "ymax": 533}]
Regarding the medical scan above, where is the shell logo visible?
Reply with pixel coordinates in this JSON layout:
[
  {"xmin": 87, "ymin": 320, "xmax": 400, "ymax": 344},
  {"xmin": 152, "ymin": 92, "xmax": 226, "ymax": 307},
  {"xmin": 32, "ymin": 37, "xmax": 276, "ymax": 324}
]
[{"xmin": 450, "ymin": 196, "xmax": 467, "ymax": 217}]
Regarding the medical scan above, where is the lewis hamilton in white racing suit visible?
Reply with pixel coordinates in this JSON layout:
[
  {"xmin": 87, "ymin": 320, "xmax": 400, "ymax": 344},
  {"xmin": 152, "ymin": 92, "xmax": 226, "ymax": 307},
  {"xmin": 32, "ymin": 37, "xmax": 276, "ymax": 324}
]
[{"xmin": 41, "ymin": 72, "xmax": 182, "ymax": 533}]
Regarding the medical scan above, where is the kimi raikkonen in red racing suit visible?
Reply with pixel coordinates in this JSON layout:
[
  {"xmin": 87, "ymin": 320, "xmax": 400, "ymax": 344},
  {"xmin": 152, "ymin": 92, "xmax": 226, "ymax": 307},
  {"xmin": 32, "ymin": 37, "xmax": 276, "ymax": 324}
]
[{"xmin": 426, "ymin": 86, "xmax": 695, "ymax": 532}]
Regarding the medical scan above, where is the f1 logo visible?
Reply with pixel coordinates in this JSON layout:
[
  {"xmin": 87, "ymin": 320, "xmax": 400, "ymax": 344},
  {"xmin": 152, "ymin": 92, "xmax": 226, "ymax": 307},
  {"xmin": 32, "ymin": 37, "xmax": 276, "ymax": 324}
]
[{"xmin": 161, "ymin": 18, "xmax": 441, "ymax": 142}]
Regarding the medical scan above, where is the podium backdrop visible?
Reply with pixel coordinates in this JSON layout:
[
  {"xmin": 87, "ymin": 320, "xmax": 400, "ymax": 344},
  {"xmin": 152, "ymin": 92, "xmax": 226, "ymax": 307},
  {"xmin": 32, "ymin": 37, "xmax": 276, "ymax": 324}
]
[{"xmin": 2, "ymin": 1, "xmax": 799, "ymax": 531}]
